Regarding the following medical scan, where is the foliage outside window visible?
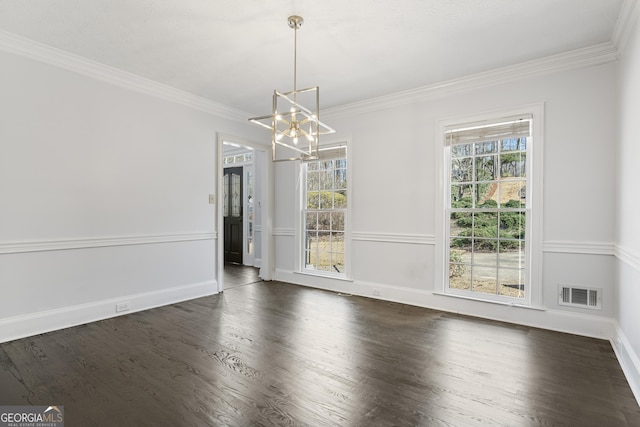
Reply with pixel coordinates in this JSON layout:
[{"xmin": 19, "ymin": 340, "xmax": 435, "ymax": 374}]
[
  {"xmin": 447, "ymin": 117, "xmax": 531, "ymax": 302},
  {"xmin": 302, "ymin": 149, "xmax": 347, "ymax": 276}
]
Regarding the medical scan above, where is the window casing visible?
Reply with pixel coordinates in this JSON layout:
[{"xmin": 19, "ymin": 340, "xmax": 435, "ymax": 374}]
[
  {"xmin": 439, "ymin": 108, "xmax": 542, "ymax": 306},
  {"xmin": 301, "ymin": 146, "xmax": 348, "ymax": 277}
]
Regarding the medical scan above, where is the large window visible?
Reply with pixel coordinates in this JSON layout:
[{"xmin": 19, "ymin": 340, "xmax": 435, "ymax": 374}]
[
  {"xmin": 444, "ymin": 113, "xmax": 537, "ymax": 304},
  {"xmin": 301, "ymin": 146, "xmax": 348, "ymax": 277}
]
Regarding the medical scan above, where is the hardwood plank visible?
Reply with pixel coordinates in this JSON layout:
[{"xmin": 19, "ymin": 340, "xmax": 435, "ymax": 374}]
[
  {"xmin": 0, "ymin": 280, "xmax": 638, "ymax": 426},
  {"xmin": 224, "ymin": 264, "xmax": 261, "ymax": 289}
]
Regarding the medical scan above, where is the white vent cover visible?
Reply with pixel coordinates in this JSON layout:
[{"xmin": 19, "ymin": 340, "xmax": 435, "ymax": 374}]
[{"xmin": 558, "ymin": 284, "xmax": 601, "ymax": 310}]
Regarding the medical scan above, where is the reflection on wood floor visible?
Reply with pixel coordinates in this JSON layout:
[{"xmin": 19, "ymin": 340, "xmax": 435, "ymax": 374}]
[
  {"xmin": 1, "ymin": 281, "xmax": 638, "ymax": 426},
  {"xmin": 223, "ymin": 263, "xmax": 261, "ymax": 289}
]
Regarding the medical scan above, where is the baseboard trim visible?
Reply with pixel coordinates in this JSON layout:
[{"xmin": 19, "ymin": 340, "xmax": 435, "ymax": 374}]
[
  {"xmin": 275, "ymin": 270, "xmax": 635, "ymax": 397},
  {"xmin": 273, "ymin": 269, "xmax": 615, "ymax": 340},
  {"xmin": 0, "ymin": 280, "xmax": 217, "ymax": 344},
  {"xmin": 612, "ymin": 324, "xmax": 640, "ymax": 405}
]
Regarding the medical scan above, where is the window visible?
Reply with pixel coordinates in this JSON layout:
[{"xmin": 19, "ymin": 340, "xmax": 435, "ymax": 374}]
[
  {"xmin": 442, "ymin": 112, "xmax": 540, "ymax": 305},
  {"xmin": 224, "ymin": 152, "xmax": 252, "ymax": 165},
  {"xmin": 301, "ymin": 145, "xmax": 348, "ymax": 277},
  {"xmin": 247, "ymin": 169, "xmax": 254, "ymax": 257}
]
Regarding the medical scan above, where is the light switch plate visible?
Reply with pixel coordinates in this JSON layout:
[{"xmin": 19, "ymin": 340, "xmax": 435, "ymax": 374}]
[{"xmin": 209, "ymin": 194, "xmax": 215, "ymax": 204}]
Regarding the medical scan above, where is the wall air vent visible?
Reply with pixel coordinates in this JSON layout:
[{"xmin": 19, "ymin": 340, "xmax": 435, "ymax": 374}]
[{"xmin": 558, "ymin": 284, "xmax": 601, "ymax": 310}]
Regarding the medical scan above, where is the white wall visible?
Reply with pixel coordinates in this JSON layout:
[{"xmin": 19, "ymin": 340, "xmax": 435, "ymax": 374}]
[
  {"xmin": 273, "ymin": 160, "xmax": 297, "ymax": 274},
  {"xmin": 275, "ymin": 61, "xmax": 619, "ymax": 338},
  {"xmin": 0, "ymin": 49, "xmax": 259, "ymax": 342},
  {"xmin": 252, "ymin": 149, "xmax": 265, "ymax": 268},
  {"xmin": 616, "ymin": 7, "xmax": 640, "ymax": 403}
]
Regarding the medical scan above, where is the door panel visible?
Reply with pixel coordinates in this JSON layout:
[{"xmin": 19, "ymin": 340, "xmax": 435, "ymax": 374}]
[{"xmin": 224, "ymin": 167, "xmax": 243, "ymax": 264}]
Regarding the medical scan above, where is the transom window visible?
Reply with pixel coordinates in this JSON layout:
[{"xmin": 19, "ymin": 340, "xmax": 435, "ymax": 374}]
[
  {"xmin": 224, "ymin": 152, "xmax": 252, "ymax": 165},
  {"xmin": 445, "ymin": 115, "xmax": 533, "ymax": 303},
  {"xmin": 301, "ymin": 146, "xmax": 347, "ymax": 276}
]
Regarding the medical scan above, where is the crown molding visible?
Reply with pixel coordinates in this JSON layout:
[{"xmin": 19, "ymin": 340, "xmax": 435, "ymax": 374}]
[
  {"xmin": 324, "ymin": 42, "xmax": 619, "ymax": 118},
  {"xmin": 612, "ymin": 0, "xmax": 640, "ymax": 54},
  {"xmin": 1, "ymin": 7, "xmax": 631, "ymax": 124},
  {"xmin": 0, "ymin": 29, "xmax": 250, "ymax": 122}
]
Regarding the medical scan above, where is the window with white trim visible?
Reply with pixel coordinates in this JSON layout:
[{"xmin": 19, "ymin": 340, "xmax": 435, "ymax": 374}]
[
  {"xmin": 301, "ymin": 145, "xmax": 347, "ymax": 277},
  {"xmin": 444, "ymin": 114, "xmax": 534, "ymax": 304}
]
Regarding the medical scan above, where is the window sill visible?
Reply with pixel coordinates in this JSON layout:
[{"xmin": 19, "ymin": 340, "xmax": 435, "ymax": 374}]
[
  {"xmin": 432, "ymin": 291, "xmax": 546, "ymax": 311},
  {"xmin": 295, "ymin": 270, "xmax": 354, "ymax": 282}
]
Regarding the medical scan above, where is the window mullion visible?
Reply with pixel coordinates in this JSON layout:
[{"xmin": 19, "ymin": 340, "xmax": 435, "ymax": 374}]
[{"xmin": 301, "ymin": 154, "xmax": 347, "ymax": 277}]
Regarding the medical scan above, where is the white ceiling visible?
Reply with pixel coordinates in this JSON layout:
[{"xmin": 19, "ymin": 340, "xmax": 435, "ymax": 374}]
[{"xmin": 0, "ymin": 0, "xmax": 626, "ymax": 115}]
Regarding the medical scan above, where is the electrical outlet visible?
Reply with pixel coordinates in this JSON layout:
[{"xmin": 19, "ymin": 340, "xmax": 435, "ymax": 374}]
[
  {"xmin": 209, "ymin": 194, "xmax": 216, "ymax": 204},
  {"xmin": 116, "ymin": 302, "xmax": 131, "ymax": 313},
  {"xmin": 372, "ymin": 289, "xmax": 381, "ymax": 296}
]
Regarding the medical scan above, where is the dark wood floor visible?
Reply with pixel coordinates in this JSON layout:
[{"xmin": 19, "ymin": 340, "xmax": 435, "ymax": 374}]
[
  {"xmin": 1, "ymin": 281, "xmax": 638, "ymax": 426},
  {"xmin": 224, "ymin": 263, "xmax": 262, "ymax": 289}
]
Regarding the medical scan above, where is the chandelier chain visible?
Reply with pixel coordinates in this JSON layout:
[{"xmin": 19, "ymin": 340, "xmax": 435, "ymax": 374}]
[{"xmin": 293, "ymin": 19, "xmax": 297, "ymax": 98}]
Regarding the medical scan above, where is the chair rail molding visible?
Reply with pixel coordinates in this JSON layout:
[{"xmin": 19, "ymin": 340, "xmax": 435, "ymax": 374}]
[
  {"xmin": 273, "ymin": 228, "xmax": 295, "ymax": 237},
  {"xmin": 542, "ymin": 240, "xmax": 615, "ymax": 256},
  {"xmin": 0, "ymin": 232, "xmax": 217, "ymax": 254},
  {"xmin": 352, "ymin": 232, "xmax": 435, "ymax": 245},
  {"xmin": 616, "ymin": 244, "xmax": 640, "ymax": 272}
]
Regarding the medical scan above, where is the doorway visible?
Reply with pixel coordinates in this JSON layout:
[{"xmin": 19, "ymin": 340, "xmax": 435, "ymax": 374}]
[
  {"xmin": 223, "ymin": 166, "xmax": 243, "ymax": 264},
  {"xmin": 217, "ymin": 135, "xmax": 272, "ymax": 292}
]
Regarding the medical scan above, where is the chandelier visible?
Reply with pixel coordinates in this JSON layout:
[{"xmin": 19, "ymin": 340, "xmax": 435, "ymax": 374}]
[{"xmin": 249, "ymin": 15, "xmax": 335, "ymax": 162}]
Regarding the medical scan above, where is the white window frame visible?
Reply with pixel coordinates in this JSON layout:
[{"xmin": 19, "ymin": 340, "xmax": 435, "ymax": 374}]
[
  {"xmin": 435, "ymin": 104, "xmax": 544, "ymax": 307},
  {"xmin": 297, "ymin": 142, "xmax": 351, "ymax": 280}
]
